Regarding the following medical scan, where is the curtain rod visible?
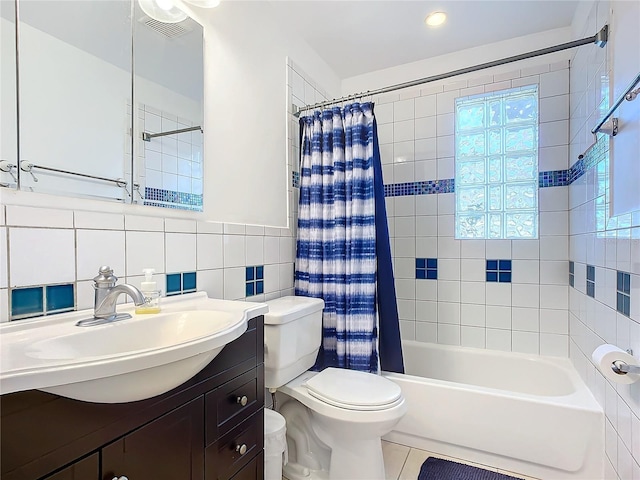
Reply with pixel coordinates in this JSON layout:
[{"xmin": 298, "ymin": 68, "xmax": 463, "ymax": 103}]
[{"xmin": 294, "ymin": 25, "xmax": 609, "ymax": 117}]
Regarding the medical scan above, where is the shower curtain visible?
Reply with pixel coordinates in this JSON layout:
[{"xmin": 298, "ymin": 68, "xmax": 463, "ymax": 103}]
[{"xmin": 295, "ymin": 102, "xmax": 404, "ymax": 374}]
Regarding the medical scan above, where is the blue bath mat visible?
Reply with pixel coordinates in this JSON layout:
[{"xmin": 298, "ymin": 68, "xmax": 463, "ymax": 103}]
[{"xmin": 418, "ymin": 457, "xmax": 522, "ymax": 480}]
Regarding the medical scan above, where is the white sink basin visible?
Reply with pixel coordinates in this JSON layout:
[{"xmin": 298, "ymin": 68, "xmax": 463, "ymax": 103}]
[{"xmin": 0, "ymin": 292, "xmax": 268, "ymax": 403}]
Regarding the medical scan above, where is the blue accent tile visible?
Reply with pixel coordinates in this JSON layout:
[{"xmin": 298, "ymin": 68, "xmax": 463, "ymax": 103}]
[
  {"xmin": 499, "ymin": 272, "xmax": 512, "ymax": 283},
  {"xmin": 623, "ymin": 295, "xmax": 631, "ymax": 317},
  {"xmin": 383, "ymin": 178, "xmax": 455, "ymax": 197},
  {"xmin": 617, "ymin": 292, "xmax": 625, "ymax": 313},
  {"xmin": 486, "ymin": 271, "xmax": 498, "ymax": 282},
  {"xmin": 183, "ymin": 272, "xmax": 197, "ymax": 291},
  {"xmin": 426, "ymin": 258, "xmax": 437, "ymax": 269},
  {"xmin": 498, "ymin": 260, "xmax": 511, "ymax": 271},
  {"xmin": 143, "ymin": 187, "xmax": 203, "ymax": 210},
  {"xmin": 416, "ymin": 258, "xmax": 426, "ymax": 268},
  {"xmin": 416, "ymin": 269, "xmax": 426, "ymax": 279},
  {"xmin": 569, "ymin": 274, "xmax": 574, "ymax": 288},
  {"xmin": 166, "ymin": 274, "xmax": 182, "ymax": 294},
  {"xmin": 256, "ymin": 281, "xmax": 264, "ymax": 295},
  {"xmin": 256, "ymin": 266, "xmax": 264, "ymax": 280},
  {"xmin": 623, "ymin": 272, "xmax": 631, "ymax": 295},
  {"xmin": 586, "ymin": 281, "xmax": 595, "ymax": 298},
  {"xmin": 587, "ymin": 265, "xmax": 595, "ymax": 281},
  {"xmin": 617, "ymin": 271, "xmax": 623, "ymax": 291},
  {"xmin": 245, "ymin": 282, "xmax": 255, "ymax": 297},
  {"xmin": 426, "ymin": 269, "xmax": 438, "ymax": 280},
  {"xmin": 538, "ymin": 169, "xmax": 570, "ymax": 188},
  {"xmin": 246, "ymin": 266, "xmax": 255, "ymax": 281},
  {"xmin": 486, "ymin": 260, "xmax": 498, "ymax": 271},
  {"xmin": 569, "ymin": 261, "xmax": 574, "ymax": 274},
  {"xmin": 46, "ymin": 284, "xmax": 74, "ymax": 312},
  {"xmin": 11, "ymin": 287, "xmax": 44, "ymax": 317}
]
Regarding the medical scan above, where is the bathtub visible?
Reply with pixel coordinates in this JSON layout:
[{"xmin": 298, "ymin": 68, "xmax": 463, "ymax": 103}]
[{"xmin": 383, "ymin": 341, "xmax": 604, "ymax": 480}]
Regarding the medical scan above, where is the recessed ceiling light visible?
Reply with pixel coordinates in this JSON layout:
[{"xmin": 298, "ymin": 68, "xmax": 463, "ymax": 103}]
[{"xmin": 425, "ymin": 11, "xmax": 447, "ymax": 27}]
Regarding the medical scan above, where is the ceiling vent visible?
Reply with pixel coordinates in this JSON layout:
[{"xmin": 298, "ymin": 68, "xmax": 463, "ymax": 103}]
[{"xmin": 138, "ymin": 15, "xmax": 193, "ymax": 39}]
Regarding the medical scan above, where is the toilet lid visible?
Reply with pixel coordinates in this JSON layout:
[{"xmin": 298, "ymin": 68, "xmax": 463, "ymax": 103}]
[{"xmin": 305, "ymin": 368, "xmax": 402, "ymax": 411}]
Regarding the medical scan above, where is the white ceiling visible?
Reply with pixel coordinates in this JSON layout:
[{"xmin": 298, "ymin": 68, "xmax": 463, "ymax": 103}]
[{"xmin": 268, "ymin": 0, "xmax": 581, "ymax": 79}]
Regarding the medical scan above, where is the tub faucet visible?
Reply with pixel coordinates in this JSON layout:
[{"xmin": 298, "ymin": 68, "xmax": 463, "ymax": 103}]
[{"xmin": 76, "ymin": 266, "xmax": 146, "ymax": 327}]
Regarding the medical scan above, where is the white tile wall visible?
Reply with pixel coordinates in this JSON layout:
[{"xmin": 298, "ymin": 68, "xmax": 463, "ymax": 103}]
[
  {"xmin": 76, "ymin": 230, "xmax": 126, "ymax": 281},
  {"xmin": 0, "ymin": 226, "xmax": 7, "ymax": 289},
  {"xmin": 10, "ymin": 228, "xmax": 76, "ymax": 286},
  {"xmin": 6, "ymin": 205, "xmax": 73, "ymax": 228},
  {"xmin": 139, "ymin": 105, "xmax": 203, "ymax": 200},
  {"xmin": 165, "ymin": 233, "xmax": 196, "ymax": 273},
  {"xmin": 568, "ymin": 1, "xmax": 640, "ymax": 478},
  {"xmin": 0, "ymin": 204, "xmax": 297, "ymax": 321},
  {"xmin": 377, "ymin": 62, "xmax": 571, "ymax": 356}
]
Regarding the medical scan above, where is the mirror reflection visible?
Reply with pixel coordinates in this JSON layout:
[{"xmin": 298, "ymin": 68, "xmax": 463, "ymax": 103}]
[
  {"xmin": 1, "ymin": 1, "xmax": 17, "ymax": 188},
  {"xmin": 6, "ymin": 0, "xmax": 203, "ymax": 211},
  {"xmin": 17, "ymin": 0, "xmax": 132, "ymax": 201},
  {"xmin": 133, "ymin": 1, "xmax": 204, "ymax": 211}
]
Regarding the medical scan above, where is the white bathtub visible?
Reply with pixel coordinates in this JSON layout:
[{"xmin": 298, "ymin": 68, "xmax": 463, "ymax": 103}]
[{"xmin": 383, "ymin": 341, "xmax": 604, "ymax": 480}]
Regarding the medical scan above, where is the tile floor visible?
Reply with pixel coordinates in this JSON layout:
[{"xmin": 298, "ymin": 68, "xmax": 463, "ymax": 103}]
[{"xmin": 382, "ymin": 440, "xmax": 540, "ymax": 480}]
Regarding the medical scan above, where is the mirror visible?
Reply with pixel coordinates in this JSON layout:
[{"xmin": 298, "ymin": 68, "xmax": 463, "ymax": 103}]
[
  {"xmin": 0, "ymin": 0, "xmax": 17, "ymax": 188},
  {"xmin": 133, "ymin": 1, "xmax": 204, "ymax": 211},
  {"xmin": 8, "ymin": 0, "xmax": 203, "ymax": 210},
  {"xmin": 16, "ymin": 0, "xmax": 132, "ymax": 201}
]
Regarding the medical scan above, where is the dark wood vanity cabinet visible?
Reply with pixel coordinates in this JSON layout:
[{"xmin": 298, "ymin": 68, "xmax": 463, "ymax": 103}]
[{"xmin": 1, "ymin": 316, "xmax": 265, "ymax": 480}]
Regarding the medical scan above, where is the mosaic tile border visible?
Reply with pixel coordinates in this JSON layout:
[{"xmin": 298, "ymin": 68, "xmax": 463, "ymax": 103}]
[
  {"xmin": 144, "ymin": 187, "xmax": 203, "ymax": 211},
  {"xmin": 384, "ymin": 179, "xmax": 455, "ymax": 197},
  {"xmin": 295, "ymin": 136, "xmax": 607, "ymax": 197},
  {"xmin": 382, "ymin": 157, "xmax": 605, "ymax": 197},
  {"xmin": 293, "ymin": 132, "xmax": 606, "ymax": 196}
]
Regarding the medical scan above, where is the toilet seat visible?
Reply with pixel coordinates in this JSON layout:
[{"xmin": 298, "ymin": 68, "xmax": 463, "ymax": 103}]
[{"xmin": 305, "ymin": 368, "xmax": 402, "ymax": 411}]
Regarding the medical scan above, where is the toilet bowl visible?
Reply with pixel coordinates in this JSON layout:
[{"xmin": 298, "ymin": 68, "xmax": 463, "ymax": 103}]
[{"xmin": 264, "ymin": 296, "xmax": 406, "ymax": 480}]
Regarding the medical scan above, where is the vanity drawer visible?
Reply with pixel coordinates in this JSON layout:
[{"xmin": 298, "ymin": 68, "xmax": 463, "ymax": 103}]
[
  {"xmin": 205, "ymin": 367, "xmax": 263, "ymax": 443},
  {"xmin": 230, "ymin": 450, "xmax": 264, "ymax": 480},
  {"xmin": 205, "ymin": 409, "xmax": 264, "ymax": 480}
]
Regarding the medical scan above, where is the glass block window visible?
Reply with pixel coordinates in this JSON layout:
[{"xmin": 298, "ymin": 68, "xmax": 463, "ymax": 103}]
[{"xmin": 455, "ymin": 86, "xmax": 539, "ymax": 239}]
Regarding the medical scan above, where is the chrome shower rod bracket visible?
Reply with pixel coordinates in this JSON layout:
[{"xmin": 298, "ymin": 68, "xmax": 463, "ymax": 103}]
[{"xmin": 142, "ymin": 125, "xmax": 203, "ymax": 142}]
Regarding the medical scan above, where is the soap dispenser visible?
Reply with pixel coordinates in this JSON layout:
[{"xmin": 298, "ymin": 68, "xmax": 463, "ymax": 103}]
[{"xmin": 136, "ymin": 268, "xmax": 161, "ymax": 314}]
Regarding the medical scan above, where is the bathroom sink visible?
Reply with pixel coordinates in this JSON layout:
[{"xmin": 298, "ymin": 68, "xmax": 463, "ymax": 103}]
[
  {"xmin": 0, "ymin": 292, "xmax": 268, "ymax": 403},
  {"xmin": 27, "ymin": 310, "xmax": 238, "ymax": 360}
]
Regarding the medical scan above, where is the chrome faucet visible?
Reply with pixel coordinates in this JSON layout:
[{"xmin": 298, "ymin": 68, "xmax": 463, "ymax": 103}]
[{"xmin": 76, "ymin": 266, "xmax": 146, "ymax": 327}]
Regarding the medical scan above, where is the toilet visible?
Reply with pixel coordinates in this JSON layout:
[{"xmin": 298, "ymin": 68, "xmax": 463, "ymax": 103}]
[{"xmin": 264, "ymin": 296, "xmax": 406, "ymax": 480}]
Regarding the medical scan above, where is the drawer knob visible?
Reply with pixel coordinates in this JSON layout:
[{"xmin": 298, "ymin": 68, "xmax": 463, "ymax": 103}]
[
  {"xmin": 112, "ymin": 477, "xmax": 128, "ymax": 480},
  {"xmin": 236, "ymin": 395, "xmax": 248, "ymax": 406},
  {"xmin": 236, "ymin": 443, "xmax": 247, "ymax": 455}
]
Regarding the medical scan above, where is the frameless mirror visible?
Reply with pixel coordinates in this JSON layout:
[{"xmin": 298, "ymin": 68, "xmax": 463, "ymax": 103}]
[
  {"xmin": 17, "ymin": 0, "xmax": 132, "ymax": 201},
  {"xmin": 1, "ymin": 0, "xmax": 17, "ymax": 189},
  {"xmin": 10, "ymin": 0, "xmax": 203, "ymax": 210},
  {"xmin": 132, "ymin": 1, "xmax": 204, "ymax": 211}
]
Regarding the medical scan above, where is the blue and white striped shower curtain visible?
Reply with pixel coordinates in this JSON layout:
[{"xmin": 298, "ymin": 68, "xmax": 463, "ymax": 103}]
[{"xmin": 295, "ymin": 102, "xmax": 403, "ymax": 374}]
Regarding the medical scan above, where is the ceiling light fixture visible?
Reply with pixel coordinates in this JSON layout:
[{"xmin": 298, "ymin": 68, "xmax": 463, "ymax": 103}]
[
  {"xmin": 425, "ymin": 11, "xmax": 447, "ymax": 27},
  {"xmin": 138, "ymin": 0, "xmax": 188, "ymax": 23}
]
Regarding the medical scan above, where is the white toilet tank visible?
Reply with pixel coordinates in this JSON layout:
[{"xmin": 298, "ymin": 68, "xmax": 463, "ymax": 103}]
[{"xmin": 264, "ymin": 296, "xmax": 324, "ymax": 389}]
